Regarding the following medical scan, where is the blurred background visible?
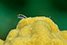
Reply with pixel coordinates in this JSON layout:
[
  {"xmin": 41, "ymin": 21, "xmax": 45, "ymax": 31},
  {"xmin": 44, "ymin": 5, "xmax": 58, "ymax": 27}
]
[{"xmin": 0, "ymin": 0, "xmax": 67, "ymax": 40}]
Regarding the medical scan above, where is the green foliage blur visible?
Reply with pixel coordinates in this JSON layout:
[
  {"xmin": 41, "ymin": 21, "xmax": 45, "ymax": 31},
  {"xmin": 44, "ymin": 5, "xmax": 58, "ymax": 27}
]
[{"xmin": 0, "ymin": 0, "xmax": 67, "ymax": 40}]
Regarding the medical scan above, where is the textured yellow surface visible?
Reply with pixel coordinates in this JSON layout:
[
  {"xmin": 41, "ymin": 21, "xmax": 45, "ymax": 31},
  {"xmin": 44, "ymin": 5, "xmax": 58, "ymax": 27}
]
[
  {"xmin": 17, "ymin": 17, "xmax": 60, "ymax": 33},
  {"xmin": 0, "ymin": 39, "xmax": 4, "ymax": 45},
  {"xmin": 6, "ymin": 29, "xmax": 19, "ymax": 41},
  {"xmin": 0, "ymin": 17, "xmax": 67, "ymax": 45}
]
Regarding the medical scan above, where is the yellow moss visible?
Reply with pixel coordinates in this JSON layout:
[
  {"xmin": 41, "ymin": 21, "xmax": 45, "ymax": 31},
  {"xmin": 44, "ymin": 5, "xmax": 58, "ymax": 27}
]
[
  {"xmin": 57, "ymin": 31, "xmax": 67, "ymax": 41},
  {"xmin": 11, "ymin": 37, "xmax": 31, "ymax": 45},
  {"xmin": 52, "ymin": 39, "xmax": 64, "ymax": 45},
  {"xmin": 17, "ymin": 17, "xmax": 60, "ymax": 33},
  {"xmin": 19, "ymin": 25, "xmax": 32, "ymax": 37},
  {"xmin": 44, "ymin": 18, "xmax": 60, "ymax": 33},
  {"xmin": 4, "ymin": 41, "xmax": 11, "ymax": 45},
  {"xmin": 31, "ymin": 21, "xmax": 53, "ymax": 44},
  {"xmin": 0, "ymin": 39, "xmax": 4, "ymax": 45},
  {"xmin": 0, "ymin": 16, "xmax": 67, "ymax": 45},
  {"xmin": 64, "ymin": 42, "xmax": 67, "ymax": 45},
  {"xmin": 6, "ymin": 29, "xmax": 18, "ymax": 41}
]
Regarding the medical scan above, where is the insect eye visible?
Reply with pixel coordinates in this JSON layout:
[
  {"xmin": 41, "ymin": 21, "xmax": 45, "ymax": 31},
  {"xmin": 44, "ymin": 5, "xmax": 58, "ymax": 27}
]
[{"xmin": 17, "ymin": 14, "xmax": 27, "ymax": 19}]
